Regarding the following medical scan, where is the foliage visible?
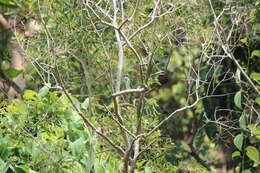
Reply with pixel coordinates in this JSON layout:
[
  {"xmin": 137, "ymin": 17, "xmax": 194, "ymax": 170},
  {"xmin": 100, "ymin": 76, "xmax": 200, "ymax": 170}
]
[
  {"xmin": 0, "ymin": 89, "xmax": 122, "ymax": 172},
  {"xmin": 0, "ymin": 0, "xmax": 260, "ymax": 172}
]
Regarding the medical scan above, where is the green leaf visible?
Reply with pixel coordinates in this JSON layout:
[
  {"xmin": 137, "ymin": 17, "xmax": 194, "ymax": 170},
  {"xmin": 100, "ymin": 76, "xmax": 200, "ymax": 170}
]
[
  {"xmin": 0, "ymin": 0, "xmax": 18, "ymax": 8},
  {"xmin": 252, "ymin": 23, "xmax": 260, "ymax": 31},
  {"xmin": 256, "ymin": 97, "xmax": 260, "ymax": 105},
  {"xmin": 242, "ymin": 170, "xmax": 252, "ymax": 173},
  {"xmin": 250, "ymin": 72, "xmax": 260, "ymax": 80},
  {"xmin": 251, "ymin": 50, "xmax": 260, "ymax": 58},
  {"xmin": 23, "ymin": 90, "xmax": 38, "ymax": 101},
  {"xmin": 240, "ymin": 38, "xmax": 248, "ymax": 45},
  {"xmin": 71, "ymin": 97, "xmax": 81, "ymax": 110},
  {"xmin": 246, "ymin": 146, "xmax": 260, "ymax": 164},
  {"xmin": 235, "ymin": 68, "xmax": 241, "ymax": 87},
  {"xmin": 69, "ymin": 137, "xmax": 85, "ymax": 157},
  {"xmin": 8, "ymin": 100, "xmax": 27, "ymax": 115},
  {"xmin": 38, "ymin": 86, "xmax": 49, "ymax": 98},
  {"xmin": 234, "ymin": 134, "xmax": 243, "ymax": 151},
  {"xmin": 15, "ymin": 165, "xmax": 29, "ymax": 173},
  {"xmin": 0, "ymin": 159, "xmax": 10, "ymax": 173},
  {"xmin": 205, "ymin": 122, "xmax": 218, "ymax": 139},
  {"xmin": 239, "ymin": 113, "xmax": 247, "ymax": 129},
  {"xmin": 251, "ymin": 126, "xmax": 260, "ymax": 140},
  {"xmin": 234, "ymin": 91, "xmax": 242, "ymax": 109},
  {"xmin": 136, "ymin": 160, "xmax": 147, "ymax": 168},
  {"xmin": 28, "ymin": 142, "xmax": 41, "ymax": 162},
  {"xmin": 144, "ymin": 167, "xmax": 152, "ymax": 173},
  {"xmin": 0, "ymin": 140, "xmax": 11, "ymax": 161},
  {"xmin": 193, "ymin": 130, "xmax": 204, "ymax": 150},
  {"xmin": 3, "ymin": 69, "xmax": 23, "ymax": 79},
  {"xmin": 81, "ymin": 98, "xmax": 89, "ymax": 110},
  {"xmin": 248, "ymin": 124, "xmax": 255, "ymax": 129},
  {"xmin": 1, "ymin": 60, "xmax": 10, "ymax": 70},
  {"xmin": 232, "ymin": 151, "xmax": 241, "ymax": 158}
]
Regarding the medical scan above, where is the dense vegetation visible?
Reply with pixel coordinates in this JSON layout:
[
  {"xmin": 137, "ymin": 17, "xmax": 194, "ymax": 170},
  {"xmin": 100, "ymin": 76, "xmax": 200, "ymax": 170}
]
[{"xmin": 0, "ymin": 0, "xmax": 260, "ymax": 172}]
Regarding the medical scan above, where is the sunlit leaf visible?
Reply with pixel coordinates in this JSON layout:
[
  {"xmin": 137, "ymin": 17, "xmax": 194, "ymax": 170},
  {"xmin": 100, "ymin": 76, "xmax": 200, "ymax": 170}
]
[
  {"xmin": 232, "ymin": 151, "xmax": 241, "ymax": 158},
  {"xmin": 251, "ymin": 50, "xmax": 260, "ymax": 58},
  {"xmin": 250, "ymin": 72, "xmax": 260, "ymax": 80},
  {"xmin": 23, "ymin": 90, "xmax": 38, "ymax": 100},
  {"xmin": 240, "ymin": 38, "xmax": 248, "ymax": 45},
  {"xmin": 81, "ymin": 98, "xmax": 89, "ymax": 110},
  {"xmin": 15, "ymin": 165, "xmax": 29, "ymax": 173},
  {"xmin": 256, "ymin": 97, "xmax": 260, "ymax": 105},
  {"xmin": 38, "ymin": 86, "xmax": 49, "ymax": 98},
  {"xmin": 144, "ymin": 167, "xmax": 152, "ymax": 173},
  {"xmin": 8, "ymin": 100, "xmax": 27, "ymax": 115},
  {"xmin": 234, "ymin": 134, "xmax": 243, "ymax": 151},
  {"xmin": 246, "ymin": 146, "xmax": 260, "ymax": 164},
  {"xmin": 136, "ymin": 160, "xmax": 147, "ymax": 168},
  {"xmin": 251, "ymin": 126, "xmax": 260, "ymax": 140}
]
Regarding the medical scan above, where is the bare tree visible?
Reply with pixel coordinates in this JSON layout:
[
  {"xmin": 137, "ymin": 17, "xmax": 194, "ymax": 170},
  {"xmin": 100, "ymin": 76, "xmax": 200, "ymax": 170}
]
[{"xmin": 53, "ymin": 1, "xmax": 201, "ymax": 172}]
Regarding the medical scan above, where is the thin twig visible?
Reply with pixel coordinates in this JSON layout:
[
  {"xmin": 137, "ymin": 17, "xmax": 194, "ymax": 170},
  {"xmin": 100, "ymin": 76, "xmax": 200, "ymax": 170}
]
[{"xmin": 104, "ymin": 105, "xmax": 136, "ymax": 138}]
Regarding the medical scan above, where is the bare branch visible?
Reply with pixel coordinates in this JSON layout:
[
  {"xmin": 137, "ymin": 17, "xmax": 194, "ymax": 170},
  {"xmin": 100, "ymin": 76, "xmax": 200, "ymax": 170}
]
[
  {"xmin": 112, "ymin": 0, "xmax": 130, "ymax": 151},
  {"xmin": 112, "ymin": 88, "xmax": 145, "ymax": 97},
  {"xmin": 84, "ymin": 2, "xmax": 117, "ymax": 29}
]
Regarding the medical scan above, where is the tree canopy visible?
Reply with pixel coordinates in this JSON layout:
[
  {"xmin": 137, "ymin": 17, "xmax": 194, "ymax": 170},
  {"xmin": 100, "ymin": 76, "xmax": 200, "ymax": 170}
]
[{"xmin": 0, "ymin": 0, "xmax": 260, "ymax": 172}]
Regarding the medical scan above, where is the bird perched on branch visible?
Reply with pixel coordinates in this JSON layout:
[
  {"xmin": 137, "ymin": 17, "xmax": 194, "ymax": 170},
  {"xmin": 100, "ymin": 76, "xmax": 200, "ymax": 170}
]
[
  {"xmin": 123, "ymin": 74, "xmax": 131, "ymax": 90},
  {"xmin": 122, "ymin": 74, "xmax": 132, "ymax": 103}
]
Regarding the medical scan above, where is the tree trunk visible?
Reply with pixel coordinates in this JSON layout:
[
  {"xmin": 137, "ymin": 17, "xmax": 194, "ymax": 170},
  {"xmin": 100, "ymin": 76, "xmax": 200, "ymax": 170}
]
[{"xmin": 0, "ymin": 14, "xmax": 27, "ymax": 98}]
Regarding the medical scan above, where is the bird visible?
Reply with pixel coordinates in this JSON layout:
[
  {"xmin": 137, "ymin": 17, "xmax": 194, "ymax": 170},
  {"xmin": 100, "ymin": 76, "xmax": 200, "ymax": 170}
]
[{"xmin": 123, "ymin": 74, "xmax": 131, "ymax": 90}]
